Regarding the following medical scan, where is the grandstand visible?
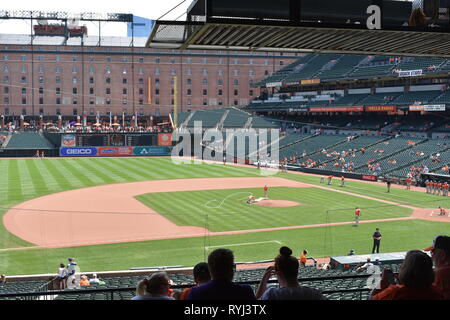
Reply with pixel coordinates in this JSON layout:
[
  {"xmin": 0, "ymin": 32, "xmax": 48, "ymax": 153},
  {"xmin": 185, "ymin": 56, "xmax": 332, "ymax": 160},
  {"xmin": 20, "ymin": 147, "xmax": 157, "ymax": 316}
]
[{"xmin": 1, "ymin": 259, "xmax": 406, "ymax": 300}]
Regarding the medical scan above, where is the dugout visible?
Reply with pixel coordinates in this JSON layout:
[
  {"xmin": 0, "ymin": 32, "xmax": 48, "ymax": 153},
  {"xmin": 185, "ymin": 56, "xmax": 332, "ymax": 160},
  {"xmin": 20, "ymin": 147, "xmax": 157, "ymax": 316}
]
[{"xmin": 420, "ymin": 172, "xmax": 450, "ymax": 186}]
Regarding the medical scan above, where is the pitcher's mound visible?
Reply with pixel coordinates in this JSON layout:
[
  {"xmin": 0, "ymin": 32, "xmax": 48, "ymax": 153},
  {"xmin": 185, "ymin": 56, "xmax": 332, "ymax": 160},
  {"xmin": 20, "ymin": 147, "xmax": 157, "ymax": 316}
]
[{"xmin": 254, "ymin": 200, "xmax": 301, "ymax": 207}]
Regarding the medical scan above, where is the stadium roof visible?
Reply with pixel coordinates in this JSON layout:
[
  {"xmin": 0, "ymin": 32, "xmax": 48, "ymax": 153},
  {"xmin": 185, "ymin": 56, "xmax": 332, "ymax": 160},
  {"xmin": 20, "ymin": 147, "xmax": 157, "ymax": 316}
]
[{"xmin": 146, "ymin": 0, "xmax": 450, "ymax": 58}]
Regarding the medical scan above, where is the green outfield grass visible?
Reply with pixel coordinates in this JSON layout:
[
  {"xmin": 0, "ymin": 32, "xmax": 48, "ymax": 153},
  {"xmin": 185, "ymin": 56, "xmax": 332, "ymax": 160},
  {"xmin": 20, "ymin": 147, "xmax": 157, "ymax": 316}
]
[
  {"xmin": 136, "ymin": 187, "xmax": 411, "ymax": 232},
  {"xmin": 0, "ymin": 157, "xmax": 448, "ymax": 275},
  {"xmin": 0, "ymin": 219, "xmax": 447, "ymax": 275}
]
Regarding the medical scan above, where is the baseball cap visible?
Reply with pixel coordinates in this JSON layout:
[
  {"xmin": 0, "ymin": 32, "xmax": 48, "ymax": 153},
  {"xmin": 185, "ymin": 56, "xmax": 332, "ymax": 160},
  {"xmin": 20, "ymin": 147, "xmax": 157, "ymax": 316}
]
[{"xmin": 424, "ymin": 235, "xmax": 450, "ymax": 252}]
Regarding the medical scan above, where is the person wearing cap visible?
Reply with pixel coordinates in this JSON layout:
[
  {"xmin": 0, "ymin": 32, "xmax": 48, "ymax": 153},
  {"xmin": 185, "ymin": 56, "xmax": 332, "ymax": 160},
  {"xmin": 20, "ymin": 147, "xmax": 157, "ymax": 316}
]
[
  {"xmin": 370, "ymin": 250, "xmax": 444, "ymax": 300},
  {"xmin": 425, "ymin": 235, "xmax": 450, "ymax": 299},
  {"xmin": 439, "ymin": 207, "xmax": 447, "ymax": 216},
  {"xmin": 372, "ymin": 228, "xmax": 382, "ymax": 254},
  {"xmin": 179, "ymin": 262, "xmax": 211, "ymax": 300},
  {"xmin": 354, "ymin": 207, "xmax": 361, "ymax": 226},
  {"xmin": 66, "ymin": 258, "xmax": 78, "ymax": 288}
]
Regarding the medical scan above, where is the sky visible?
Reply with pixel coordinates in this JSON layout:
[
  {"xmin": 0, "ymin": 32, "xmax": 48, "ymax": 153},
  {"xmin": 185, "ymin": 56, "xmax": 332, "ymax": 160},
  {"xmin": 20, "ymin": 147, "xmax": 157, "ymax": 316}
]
[{"xmin": 0, "ymin": 0, "xmax": 193, "ymax": 36}]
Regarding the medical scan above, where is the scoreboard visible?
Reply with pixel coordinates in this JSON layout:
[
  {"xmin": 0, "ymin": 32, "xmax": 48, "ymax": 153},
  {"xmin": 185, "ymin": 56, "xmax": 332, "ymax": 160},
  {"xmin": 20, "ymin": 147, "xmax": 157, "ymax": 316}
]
[
  {"xmin": 126, "ymin": 134, "xmax": 157, "ymax": 146},
  {"xmin": 76, "ymin": 134, "xmax": 109, "ymax": 147},
  {"xmin": 68, "ymin": 134, "xmax": 159, "ymax": 147}
]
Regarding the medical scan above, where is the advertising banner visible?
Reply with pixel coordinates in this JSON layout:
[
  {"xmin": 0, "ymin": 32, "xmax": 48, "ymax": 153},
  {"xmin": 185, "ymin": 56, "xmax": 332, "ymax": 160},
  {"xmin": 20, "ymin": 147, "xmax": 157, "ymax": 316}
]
[
  {"xmin": 61, "ymin": 135, "xmax": 76, "ymax": 147},
  {"xmin": 133, "ymin": 146, "xmax": 171, "ymax": 156},
  {"xmin": 409, "ymin": 105, "xmax": 424, "ymax": 111},
  {"xmin": 158, "ymin": 133, "xmax": 173, "ymax": 146},
  {"xmin": 301, "ymin": 78, "xmax": 321, "ymax": 85},
  {"xmin": 60, "ymin": 147, "xmax": 97, "ymax": 157},
  {"xmin": 309, "ymin": 106, "xmax": 364, "ymax": 112},
  {"xmin": 365, "ymin": 105, "xmax": 397, "ymax": 112},
  {"xmin": 409, "ymin": 104, "xmax": 446, "ymax": 111},
  {"xmin": 361, "ymin": 174, "xmax": 378, "ymax": 182},
  {"xmin": 398, "ymin": 69, "xmax": 422, "ymax": 77},
  {"xmin": 424, "ymin": 105, "xmax": 446, "ymax": 111},
  {"xmin": 97, "ymin": 147, "xmax": 133, "ymax": 156},
  {"xmin": 265, "ymin": 82, "xmax": 283, "ymax": 88}
]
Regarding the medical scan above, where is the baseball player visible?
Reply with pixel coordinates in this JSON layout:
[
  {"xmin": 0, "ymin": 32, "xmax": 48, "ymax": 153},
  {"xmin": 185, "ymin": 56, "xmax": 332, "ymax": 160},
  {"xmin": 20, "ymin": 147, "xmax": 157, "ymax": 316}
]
[
  {"xmin": 340, "ymin": 176, "xmax": 345, "ymax": 187},
  {"xmin": 354, "ymin": 207, "xmax": 361, "ymax": 226},
  {"xmin": 264, "ymin": 185, "xmax": 269, "ymax": 199}
]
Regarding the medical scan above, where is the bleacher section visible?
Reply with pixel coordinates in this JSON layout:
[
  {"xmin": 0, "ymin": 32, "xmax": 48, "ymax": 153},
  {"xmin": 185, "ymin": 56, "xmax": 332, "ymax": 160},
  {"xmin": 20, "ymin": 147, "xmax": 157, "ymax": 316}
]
[
  {"xmin": 358, "ymin": 139, "xmax": 445, "ymax": 176},
  {"xmin": 282, "ymin": 54, "xmax": 342, "ymax": 83},
  {"xmin": 358, "ymin": 93, "xmax": 402, "ymax": 106},
  {"xmin": 4, "ymin": 132, "xmax": 54, "ymax": 149},
  {"xmin": 316, "ymin": 55, "xmax": 366, "ymax": 80},
  {"xmin": 308, "ymin": 136, "xmax": 386, "ymax": 164},
  {"xmin": 393, "ymin": 90, "xmax": 442, "ymax": 106},
  {"xmin": 8, "ymin": 260, "xmax": 405, "ymax": 300},
  {"xmin": 0, "ymin": 280, "xmax": 48, "ymax": 299},
  {"xmin": 278, "ymin": 134, "xmax": 348, "ymax": 160}
]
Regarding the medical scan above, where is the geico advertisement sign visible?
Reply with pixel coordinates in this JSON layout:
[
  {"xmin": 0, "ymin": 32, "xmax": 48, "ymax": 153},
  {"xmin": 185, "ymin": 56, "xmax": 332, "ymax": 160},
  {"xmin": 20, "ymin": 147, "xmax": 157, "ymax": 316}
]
[{"xmin": 60, "ymin": 147, "xmax": 97, "ymax": 157}]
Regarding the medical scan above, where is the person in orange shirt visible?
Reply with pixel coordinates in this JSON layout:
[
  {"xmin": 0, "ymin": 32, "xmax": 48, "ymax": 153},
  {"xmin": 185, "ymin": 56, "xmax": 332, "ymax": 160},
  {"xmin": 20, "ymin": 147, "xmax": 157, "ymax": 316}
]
[
  {"xmin": 299, "ymin": 250, "xmax": 308, "ymax": 268},
  {"xmin": 263, "ymin": 185, "xmax": 269, "ymax": 198},
  {"xmin": 80, "ymin": 275, "xmax": 90, "ymax": 286},
  {"xmin": 437, "ymin": 182, "xmax": 443, "ymax": 196},
  {"xmin": 425, "ymin": 180, "xmax": 431, "ymax": 194},
  {"xmin": 340, "ymin": 176, "xmax": 345, "ymax": 187},
  {"xmin": 354, "ymin": 207, "xmax": 361, "ymax": 226},
  {"xmin": 444, "ymin": 182, "xmax": 449, "ymax": 197},
  {"xmin": 327, "ymin": 175, "xmax": 333, "ymax": 185},
  {"xmin": 370, "ymin": 250, "xmax": 444, "ymax": 300},
  {"xmin": 406, "ymin": 177, "xmax": 411, "ymax": 190}
]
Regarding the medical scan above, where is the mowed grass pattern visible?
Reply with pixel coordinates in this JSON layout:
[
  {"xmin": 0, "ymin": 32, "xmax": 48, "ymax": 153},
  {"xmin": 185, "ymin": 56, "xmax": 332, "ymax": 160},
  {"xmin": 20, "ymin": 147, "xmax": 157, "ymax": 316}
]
[
  {"xmin": 0, "ymin": 157, "xmax": 260, "ymax": 249},
  {"xmin": 0, "ymin": 157, "xmax": 449, "ymax": 275},
  {"xmin": 137, "ymin": 187, "xmax": 411, "ymax": 232}
]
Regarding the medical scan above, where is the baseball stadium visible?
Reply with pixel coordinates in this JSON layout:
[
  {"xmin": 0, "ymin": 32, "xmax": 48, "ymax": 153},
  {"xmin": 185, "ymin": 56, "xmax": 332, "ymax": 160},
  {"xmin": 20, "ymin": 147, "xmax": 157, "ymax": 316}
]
[{"xmin": 1, "ymin": 0, "xmax": 450, "ymax": 302}]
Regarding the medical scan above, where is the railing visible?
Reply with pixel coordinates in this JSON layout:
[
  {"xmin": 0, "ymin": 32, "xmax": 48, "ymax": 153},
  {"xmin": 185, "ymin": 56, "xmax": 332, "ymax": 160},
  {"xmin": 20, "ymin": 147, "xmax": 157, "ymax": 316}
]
[{"xmin": 0, "ymin": 274, "xmax": 373, "ymax": 300}]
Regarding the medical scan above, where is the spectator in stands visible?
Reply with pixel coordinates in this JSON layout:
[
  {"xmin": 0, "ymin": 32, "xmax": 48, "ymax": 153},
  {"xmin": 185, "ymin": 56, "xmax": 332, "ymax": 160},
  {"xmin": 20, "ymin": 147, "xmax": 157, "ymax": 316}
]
[
  {"xmin": 408, "ymin": 8, "xmax": 427, "ymax": 27},
  {"xmin": 356, "ymin": 258, "xmax": 373, "ymax": 272},
  {"xmin": 132, "ymin": 272, "xmax": 175, "ymax": 300},
  {"xmin": 256, "ymin": 246, "xmax": 326, "ymax": 300},
  {"xmin": 186, "ymin": 248, "xmax": 256, "ymax": 300},
  {"xmin": 57, "ymin": 263, "xmax": 67, "ymax": 290},
  {"xmin": 425, "ymin": 235, "xmax": 450, "ymax": 299},
  {"xmin": 179, "ymin": 262, "xmax": 211, "ymax": 300},
  {"xmin": 80, "ymin": 275, "xmax": 90, "ymax": 286},
  {"xmin": 66, "ymin": 258, "xmax": 78, "ymax": 288},
  {"xmin": 89, "ymin": 273, "xmax": 105, "ymax": 285},
  {"xmin": 370, "ymin": 250, "xmax": 443, "ymax": 300},
  {"xmin": 299, "ymin": 250, "xmax": 308, "ymax": 267}
]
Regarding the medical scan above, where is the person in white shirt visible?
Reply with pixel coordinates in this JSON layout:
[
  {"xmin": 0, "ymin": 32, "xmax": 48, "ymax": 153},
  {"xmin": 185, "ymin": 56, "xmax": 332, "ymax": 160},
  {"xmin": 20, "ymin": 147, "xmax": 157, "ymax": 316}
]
[{"xmin": 57, "ymin": 263, "xmax": 68, "ymax": 290}]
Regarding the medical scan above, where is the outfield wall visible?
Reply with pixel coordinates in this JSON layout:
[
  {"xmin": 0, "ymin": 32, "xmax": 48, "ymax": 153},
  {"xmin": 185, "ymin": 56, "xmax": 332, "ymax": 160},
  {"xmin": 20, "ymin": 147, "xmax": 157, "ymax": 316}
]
[{"xmin": 60, "ymin": 146, "xmax": 172, "ymax": 157}]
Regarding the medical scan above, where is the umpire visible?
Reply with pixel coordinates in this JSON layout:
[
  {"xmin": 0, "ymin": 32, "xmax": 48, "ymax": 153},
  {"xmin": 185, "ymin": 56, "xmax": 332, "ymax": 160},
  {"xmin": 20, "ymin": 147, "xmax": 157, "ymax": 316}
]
[{"xmin": 372, "ymin": 228, "xmax": 382, "ymax": 254}]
